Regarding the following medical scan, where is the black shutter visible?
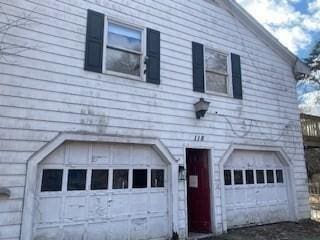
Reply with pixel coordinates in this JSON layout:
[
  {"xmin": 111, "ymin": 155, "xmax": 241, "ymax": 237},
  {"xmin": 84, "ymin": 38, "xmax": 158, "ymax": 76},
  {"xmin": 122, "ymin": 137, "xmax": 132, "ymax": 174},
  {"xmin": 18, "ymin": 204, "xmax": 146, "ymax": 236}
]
[
  {"xmin": 231, "ymin": 53, "xmax": 243, "ymax": 99},
  {"xmin": 84, "ymin": 10, "xmax": 104, "ymax": 73},
  {"xmin": 146, "ymin": 28, "xmax": 160, "ymax": 84},
  {"xmin": 192, "ymin": 42, "xmax": 205, "ymax": 93}
]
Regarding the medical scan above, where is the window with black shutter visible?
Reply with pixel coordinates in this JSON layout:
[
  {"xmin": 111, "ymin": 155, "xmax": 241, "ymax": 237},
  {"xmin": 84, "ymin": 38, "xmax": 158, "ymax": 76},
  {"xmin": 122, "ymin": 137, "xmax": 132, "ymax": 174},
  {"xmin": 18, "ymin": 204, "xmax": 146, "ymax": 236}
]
[
  {"xmin": 192, "ymin": 44, "xmax": 243, "ymax": 99},
  {"xmin": 84, "ymin": 11, "xmax": 161, "ymax": 84}
]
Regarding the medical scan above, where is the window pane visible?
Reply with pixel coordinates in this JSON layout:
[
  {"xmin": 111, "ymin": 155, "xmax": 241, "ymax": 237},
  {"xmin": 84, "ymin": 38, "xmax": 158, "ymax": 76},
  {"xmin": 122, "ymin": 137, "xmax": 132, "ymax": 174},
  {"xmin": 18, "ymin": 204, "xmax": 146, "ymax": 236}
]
[
  {"xmin": 206, "ymin": 71, "xmax": 228, "ymax": 94},
  {"xmin": 41, "ymin": 169, "xmax": 63, "ymax": 192},
  {"xmin": 276, "ymin": 170, "xmax": 284, "ymax": 183},
  {"xmin": 151, "ymin": 169, "xmax": 164, "ymax": 188},
  {"xmin": 205, "ymin": 49, "xmax": 228, "ymax": 73},
  {"xmin": 108, "ymin": 22, "xmax": 141, "ymax": 51},
  {"xmin": 91, "ymin": 170, "xmax": 108, "ymax": 190},
  {"xmin": 256, "ymin": 170, "xmax": 265, "ymax": 184},
  {"xmin": 234, "ymin": 170, "xmax": 243, "ymax": 185},
  {"xmin": 106, "ymin": 48, "xmax": 141, "ymax": 76},
  {"xmin": 266, "ymin": 170, "xmax": 275, "ymax": 183},
  {"xmin": 112, "ymin": 169, "xmax": 129, "ymax": 189},
  {"xmin": 245, "ymin": 170, "xmax": 254, "ymax": 184},
  {"xmin": 67, "ymin": 169, "xmax": 87, "ymax": 191},
  {"xmin": 133, "ymin": 169, "xmax": 147, "ymax": 188},
  {"xmin": 224, "ymin": 170, "xmax": 232, "ymax": 185}
]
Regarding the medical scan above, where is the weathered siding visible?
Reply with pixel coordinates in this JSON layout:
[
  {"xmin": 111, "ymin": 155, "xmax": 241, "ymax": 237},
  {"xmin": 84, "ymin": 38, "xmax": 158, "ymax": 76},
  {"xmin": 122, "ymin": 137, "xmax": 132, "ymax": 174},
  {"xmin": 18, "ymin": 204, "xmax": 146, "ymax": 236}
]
[{"xmin": 0, "ymin": 0, "xmax": 309, "ymax": 239}]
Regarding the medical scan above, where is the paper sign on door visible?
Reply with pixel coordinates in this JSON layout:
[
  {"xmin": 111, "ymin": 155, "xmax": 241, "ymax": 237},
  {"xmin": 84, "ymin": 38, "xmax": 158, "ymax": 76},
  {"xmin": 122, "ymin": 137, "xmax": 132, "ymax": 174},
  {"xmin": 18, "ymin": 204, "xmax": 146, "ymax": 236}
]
[{"xmin": 189, "ymin": 175, "xmax": 198, "ymax": 188}]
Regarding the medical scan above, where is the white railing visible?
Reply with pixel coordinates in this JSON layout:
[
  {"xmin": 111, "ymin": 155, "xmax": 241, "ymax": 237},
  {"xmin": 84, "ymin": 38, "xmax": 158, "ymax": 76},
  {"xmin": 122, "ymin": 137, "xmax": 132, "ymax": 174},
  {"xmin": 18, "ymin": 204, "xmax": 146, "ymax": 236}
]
[
  {"xmin": 309, "ymin": 183, "xmax": 320, "ymax": 222},
  {"xmin": 309, "ymin": 182, "xmax": 320, "ymax": 195},
  {"xmin": 301, "ymin": 114, "xmax": 320, "ymax": 138}
]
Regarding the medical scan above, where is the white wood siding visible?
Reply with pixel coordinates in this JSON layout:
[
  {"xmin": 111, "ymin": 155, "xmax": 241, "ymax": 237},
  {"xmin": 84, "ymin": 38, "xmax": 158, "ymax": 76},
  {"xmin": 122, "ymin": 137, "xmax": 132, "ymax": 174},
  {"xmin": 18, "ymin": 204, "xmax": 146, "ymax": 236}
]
[{"xmin": 0, "ymin": 0, "xmax": 309, "ymax": 238}]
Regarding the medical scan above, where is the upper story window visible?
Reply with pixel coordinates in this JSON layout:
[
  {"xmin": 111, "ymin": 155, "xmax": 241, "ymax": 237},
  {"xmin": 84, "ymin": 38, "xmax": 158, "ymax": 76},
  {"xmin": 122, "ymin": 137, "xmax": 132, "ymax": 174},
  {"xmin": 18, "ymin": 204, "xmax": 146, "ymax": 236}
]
[
  {"xmin": 205, "ymin": 48, "xmax": 230, "ymax": 95},
  {"xmin": 106, "ymin": 22, "xmax": 143, "ymax": 77},
  {"xmin": 192, "ymin": 42, "xmax": 243, "ymax": 99}
]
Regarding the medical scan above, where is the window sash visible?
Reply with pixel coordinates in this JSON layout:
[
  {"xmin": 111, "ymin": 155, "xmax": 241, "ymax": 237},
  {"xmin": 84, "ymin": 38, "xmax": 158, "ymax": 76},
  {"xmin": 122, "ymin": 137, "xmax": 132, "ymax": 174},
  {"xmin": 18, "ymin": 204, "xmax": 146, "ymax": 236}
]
[
  {"xmin": 108, "ymin": 22, "xmax": 141, "ymax": 40},
  {"xmin": 107, "ymin": 44, "xmax": 142, "ymax": 55},
  {"xmin": 205, "ymin": 71, "xmax": 228, "ymax": 94},
  {"xmin": 107, "ymin": 22, "xmax": 142, "ymax": 54},
  {"xmin": 205, "ymin": 50, "xmax": 228, "ymax": 74},
  {"xmin": 105, "ymin": 20, "xmax": 144, "ymax": 78},
  {"xmin": 206, "ymin": 68, "xmax": 228, "ymax": 76},
  {"xmin": 204, "ymin": 48, "xmax": 230, "ymax": 94}
]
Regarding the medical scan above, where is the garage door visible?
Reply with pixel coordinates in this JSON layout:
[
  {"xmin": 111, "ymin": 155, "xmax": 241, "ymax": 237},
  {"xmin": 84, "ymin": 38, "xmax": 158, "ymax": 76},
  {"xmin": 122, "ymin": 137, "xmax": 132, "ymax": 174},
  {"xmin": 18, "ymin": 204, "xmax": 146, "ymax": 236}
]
[
  {"xmin": 223, "ymin": 150, "xmax": 291, "ymax": 228},
  {"xmin": 33, "ymin": 142, "xmax": 170, "ymax": 240}
]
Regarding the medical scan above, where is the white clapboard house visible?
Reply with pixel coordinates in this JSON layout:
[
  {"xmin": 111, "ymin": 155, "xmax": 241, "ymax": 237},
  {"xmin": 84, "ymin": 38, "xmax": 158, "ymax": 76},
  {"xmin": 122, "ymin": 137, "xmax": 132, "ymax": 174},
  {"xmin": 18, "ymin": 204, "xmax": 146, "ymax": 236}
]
[{"xmin": 0, "ymin": 0, "xmax": 311, "ymax": 239}]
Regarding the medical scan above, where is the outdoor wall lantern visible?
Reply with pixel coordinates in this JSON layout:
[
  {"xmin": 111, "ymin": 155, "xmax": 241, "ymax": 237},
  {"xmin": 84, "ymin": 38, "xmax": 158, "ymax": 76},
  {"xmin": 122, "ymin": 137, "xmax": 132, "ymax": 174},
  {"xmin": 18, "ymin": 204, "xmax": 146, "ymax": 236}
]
[
  {"xmin": 0, "ymin": 187, "xmax": 10, "ymax": 198},
  {"xmin": 194, "ymin": 98, "xmax": 210, "ymax": 119},
  {"xmin": 179, "ymin": 165, "xmax": 186, "ymax": 181}
]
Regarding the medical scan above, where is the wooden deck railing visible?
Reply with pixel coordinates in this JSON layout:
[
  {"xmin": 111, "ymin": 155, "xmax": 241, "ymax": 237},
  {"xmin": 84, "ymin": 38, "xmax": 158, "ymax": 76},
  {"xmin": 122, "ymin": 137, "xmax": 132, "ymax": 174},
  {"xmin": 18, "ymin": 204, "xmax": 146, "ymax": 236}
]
[
  {"xmin": 309, "ymin": 183, "xmax": 320, "ymax": 195},
  {"xmin": 309, "ymin": 183, "xmax": 320, "ymax": 221},
  {"xmin": 301, "ymin": 114, "xmax": 320, "ymax": 139}
]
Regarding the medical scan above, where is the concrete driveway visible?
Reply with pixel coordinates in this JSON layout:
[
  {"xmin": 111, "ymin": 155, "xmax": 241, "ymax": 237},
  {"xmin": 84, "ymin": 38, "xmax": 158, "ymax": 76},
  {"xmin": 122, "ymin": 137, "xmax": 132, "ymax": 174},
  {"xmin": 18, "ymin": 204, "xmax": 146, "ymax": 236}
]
[{"xmin": 214, "ymin": 220, "xmax": 320, "ymax": 240}]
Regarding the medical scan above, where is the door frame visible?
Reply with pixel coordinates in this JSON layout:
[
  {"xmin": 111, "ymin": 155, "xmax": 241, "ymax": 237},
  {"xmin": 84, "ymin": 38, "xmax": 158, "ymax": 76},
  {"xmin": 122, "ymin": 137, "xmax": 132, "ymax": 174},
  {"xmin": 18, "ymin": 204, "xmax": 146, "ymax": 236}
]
[
  {"xmin": 184, "ymin": 145, "xmax": 216, "ymax": 237},
  {"xmin": 20, "ymin": 133, "xmax": 179, "ymax": 240}
]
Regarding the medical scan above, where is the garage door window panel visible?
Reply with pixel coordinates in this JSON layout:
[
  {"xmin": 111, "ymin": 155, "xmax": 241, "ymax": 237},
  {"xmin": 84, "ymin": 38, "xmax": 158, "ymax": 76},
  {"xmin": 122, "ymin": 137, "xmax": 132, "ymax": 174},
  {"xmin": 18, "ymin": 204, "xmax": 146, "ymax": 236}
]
[
  {"xmin": 234, "ymin": 170, "xmax": 243, "ymax": 185},
  {"xmin": 91, "ymin": 169, "xmax": 109, "ymax": 190},
  {"xmin": 133, "ymin": 169, "xmax": 147, "ymax": 188},
  {"xmin": 276, "ymin": 169, "xmax": 284, "ymax": 183},
  {"xmin": 256, "ymin": 170, "xmax": 265, "ymax": 184},
  {"xmin": 267, "ymin": 170, "xmax": 275, "ymax": 184},
  {"xmin": 151, "ymin": 169, "xmax": 165, "ymax": 188},
  {"xmin": 41, "ymin": 169, "xmax": 63, "ymax": 192},
  {"xmin": 113, "ymin": 169, "xmax": 129, "ymax": 189},
  {"xmin": 245, "ymin": 170, "xmax": 254, "ymax": 185},
  {"xmin": 67, "ymin": 169, "xmax": 87, "ymax": 191},
  {"xmin": 224, "ymin": 170, "xmax": 232, "ymax": 186}
]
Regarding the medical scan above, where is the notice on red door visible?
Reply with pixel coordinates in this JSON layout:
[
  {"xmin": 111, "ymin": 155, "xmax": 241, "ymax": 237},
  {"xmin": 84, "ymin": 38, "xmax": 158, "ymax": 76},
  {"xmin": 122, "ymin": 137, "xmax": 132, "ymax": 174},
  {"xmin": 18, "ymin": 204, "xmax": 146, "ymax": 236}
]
[{"xmin": 189, "ymin": 175, "xmax": 198, "ymax": 188}]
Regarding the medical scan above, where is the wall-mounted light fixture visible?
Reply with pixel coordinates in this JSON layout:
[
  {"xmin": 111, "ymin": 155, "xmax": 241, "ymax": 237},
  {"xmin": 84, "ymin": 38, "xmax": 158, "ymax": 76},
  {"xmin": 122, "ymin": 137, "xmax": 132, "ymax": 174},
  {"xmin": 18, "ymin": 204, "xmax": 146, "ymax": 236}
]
[
  {"xmin": 0, "ymin": 187, "xmax": 10, "ymax": 198},
  {"xmin": 178, "ymin": 165, "xmax": 186, "ymax": 181},
  {"xmin": 194, "ymin": 98, "xmax": 210, "ymax": 119}
]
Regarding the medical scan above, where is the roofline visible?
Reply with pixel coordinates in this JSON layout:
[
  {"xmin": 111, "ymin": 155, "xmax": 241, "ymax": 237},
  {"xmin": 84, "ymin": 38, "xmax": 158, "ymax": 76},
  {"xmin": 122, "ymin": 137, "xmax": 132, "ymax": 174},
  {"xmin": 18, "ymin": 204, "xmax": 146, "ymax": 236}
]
[{"xmin": 220, "ymin": 0, "xmax": 310, "ymax": 76}]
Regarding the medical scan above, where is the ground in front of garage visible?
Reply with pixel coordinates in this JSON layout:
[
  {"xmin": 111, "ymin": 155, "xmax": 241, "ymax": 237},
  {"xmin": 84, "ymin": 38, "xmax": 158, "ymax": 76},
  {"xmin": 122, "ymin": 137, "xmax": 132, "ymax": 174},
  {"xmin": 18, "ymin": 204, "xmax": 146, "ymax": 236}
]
[{"xmin": 213, "ymin": 220, "xmax": 320, "ymax": 240}]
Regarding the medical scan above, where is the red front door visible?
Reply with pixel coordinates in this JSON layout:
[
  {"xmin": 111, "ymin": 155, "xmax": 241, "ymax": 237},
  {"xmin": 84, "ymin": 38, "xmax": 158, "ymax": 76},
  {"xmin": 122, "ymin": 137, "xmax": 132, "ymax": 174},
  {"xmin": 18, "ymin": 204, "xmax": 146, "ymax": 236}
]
[{"xmin": 187, "ymin": 149, "xmax": 212, "ymax": 233}]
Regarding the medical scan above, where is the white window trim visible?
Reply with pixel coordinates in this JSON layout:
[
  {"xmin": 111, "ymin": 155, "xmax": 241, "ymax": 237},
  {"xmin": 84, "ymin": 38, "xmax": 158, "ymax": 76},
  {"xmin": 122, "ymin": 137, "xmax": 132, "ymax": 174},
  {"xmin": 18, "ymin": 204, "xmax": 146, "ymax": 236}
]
[
  {"xmin": 103, "ymin": 17, "xmax": 146, "ymax": 82},
  {"xmin": 204, "ymin": 47, "xmax": 233, "ymax": 97}
]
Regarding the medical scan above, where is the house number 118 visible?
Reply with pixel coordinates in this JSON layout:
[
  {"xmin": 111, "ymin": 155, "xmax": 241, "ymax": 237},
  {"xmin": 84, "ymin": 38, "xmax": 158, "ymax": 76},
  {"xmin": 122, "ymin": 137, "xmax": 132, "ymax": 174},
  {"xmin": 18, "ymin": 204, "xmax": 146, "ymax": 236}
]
[{"xmin": 194, "ymin": 136, "xmax": 204, "ymax": 141}]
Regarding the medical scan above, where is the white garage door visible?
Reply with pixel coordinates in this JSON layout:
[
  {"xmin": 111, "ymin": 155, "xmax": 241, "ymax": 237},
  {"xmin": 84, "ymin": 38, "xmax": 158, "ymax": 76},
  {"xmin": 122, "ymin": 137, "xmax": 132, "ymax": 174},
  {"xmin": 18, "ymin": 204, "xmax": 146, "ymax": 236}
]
[
  {"xmin": 223, "ymin": 150, "xmax": 291, "ymax": 228},
  {"xmin": 33, "ymin": 142, "xmax": 170, "ymax": 240}
]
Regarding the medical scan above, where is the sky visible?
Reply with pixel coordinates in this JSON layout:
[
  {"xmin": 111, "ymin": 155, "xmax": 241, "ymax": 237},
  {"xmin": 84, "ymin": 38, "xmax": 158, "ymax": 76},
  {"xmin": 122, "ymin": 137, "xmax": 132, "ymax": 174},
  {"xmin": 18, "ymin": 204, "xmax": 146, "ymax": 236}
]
[{"xmin": 236, "ymin": 0, "xmax": 320, "ymax": 59}]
